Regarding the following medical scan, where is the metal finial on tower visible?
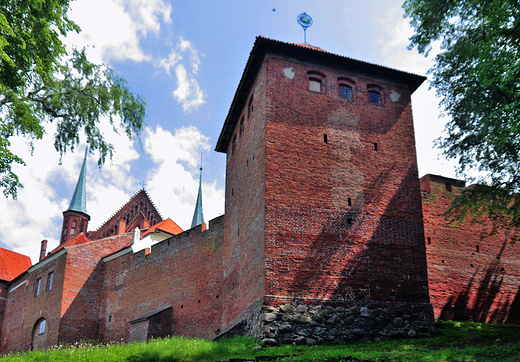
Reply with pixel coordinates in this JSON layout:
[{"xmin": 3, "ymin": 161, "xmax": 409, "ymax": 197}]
[{"xmin": 297, "ymin": 12, "xmax": 313, "ymax": 44}]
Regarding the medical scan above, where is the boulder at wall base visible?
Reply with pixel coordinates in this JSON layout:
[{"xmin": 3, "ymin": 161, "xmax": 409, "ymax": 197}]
[{"xmin": 253, "ymin": 303, "xmax": 434, "ymax": 346}]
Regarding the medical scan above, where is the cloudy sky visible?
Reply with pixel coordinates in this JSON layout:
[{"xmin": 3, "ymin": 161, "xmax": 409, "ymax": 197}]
[{"xmin": 0, "ymin": 0, "xmax": 458, "ymax": 263}]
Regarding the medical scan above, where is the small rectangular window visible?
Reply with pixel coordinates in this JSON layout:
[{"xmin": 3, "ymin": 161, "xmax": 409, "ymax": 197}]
[
  {"xmin": 115, "ymin": 273, "xmax": 124, "ymax": 286},
  {"xmin": 445, "ymin": 183, "xmax": 452, "ymax": 192},
  {"xmin": 309, "ymin": 79, "xmax": 321, "ymax": 92},
  {"xmin": 35, "ymin": 278, "xmax": 41, "ymax": 297},
  {"xmin": 108, "ymin": 314, "xmax": 113, "ymax": 323},
  {"xmin": 368, "ymin": 91, "xmax": 381, "ymax": 105},
  {"xmin": 47, "ymin": 272, "xmax": 54, "ymax": 291},
  {"xmin": 38, "ymin": 320, "xmax": 46, "ymax": 334},
  {"xmin": 348, "ymin": 197, "xmax": 352, "ymax": 207},
  {"xmin": 339, "ymin": 84, "xmax": 352, "ymax": 99},
  {"xmin": 374, "ymin": 143, "xmax": 378, "ymax": 151},
  {"xmin": 324, "ymin": 134, "xmax": 328, "ymax": 143}
]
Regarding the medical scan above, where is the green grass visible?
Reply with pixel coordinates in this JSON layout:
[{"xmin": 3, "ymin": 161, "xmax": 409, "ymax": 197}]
[{"xmin": 2, "ymin": 322, "xmax": 520, "ymax": 361}]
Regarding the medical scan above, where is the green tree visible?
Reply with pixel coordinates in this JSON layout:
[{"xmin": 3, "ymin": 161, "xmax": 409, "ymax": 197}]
[
  {"xmin": 404, "ymin": 0, "xmax": 520, "ymax": 240},
  {"xmin": 0, "ymin": 0, "xmax": 145, "ymax": 198}
]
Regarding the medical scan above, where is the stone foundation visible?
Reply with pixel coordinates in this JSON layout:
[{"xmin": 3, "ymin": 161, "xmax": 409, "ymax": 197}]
[{"xmin": 252, "ymin": 302, "xmax": 435, "ymax": 346}]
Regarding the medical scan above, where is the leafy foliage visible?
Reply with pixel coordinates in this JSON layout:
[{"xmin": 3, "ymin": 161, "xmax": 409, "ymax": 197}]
[
  {"xmin": 0, "ymin": 0, "xmax": 145, "ymax": 198},
  {"xmin": 404, "ymin": 0, "xmax": 520, "ymax": 239}
]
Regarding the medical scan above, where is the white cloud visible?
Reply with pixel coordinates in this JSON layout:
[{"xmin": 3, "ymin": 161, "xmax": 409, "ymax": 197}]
[
  {"xmin": 156, "ymin": 38, "xmax": 206, "ymax": 112},
  {"xmin": 65, "ymin": 0, "xmax": 172, "ymax": 63},
  {"xmin": 144, "ymin": 125, "xmax": 224, "ymax": 230}
]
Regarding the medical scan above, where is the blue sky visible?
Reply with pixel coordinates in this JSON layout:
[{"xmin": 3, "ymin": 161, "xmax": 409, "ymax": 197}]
[{"xmin": 0, "ymin": 0, "xmax": 458, "ymax": 262}]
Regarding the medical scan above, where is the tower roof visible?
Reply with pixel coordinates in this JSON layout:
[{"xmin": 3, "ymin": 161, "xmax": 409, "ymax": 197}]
[
  {"xmin": 67, "ymin": 149, "xmax": 88, "ymax": 214},
  {"xmin": 215, "ymin": 36, "xmax": 426, "ymax": 153},
  {"xmin": 190, "ymin": 168, "xmax": 205, "ymax": 228}
]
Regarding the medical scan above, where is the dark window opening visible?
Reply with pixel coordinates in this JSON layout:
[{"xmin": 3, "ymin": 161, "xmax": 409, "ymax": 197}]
[
  {"xmin": 216, "ymin": 295, "xmax": 219, "ymax": 299},
  {"xmin": 231, "ymin": 188, "xmax": 234, "ymax": 196},
  {"xmin": 198, "ymin": 300, "xmax": 201, "ymax": 304},
  {"xmin": 374, "ymin": 143, "xmax": 378, "ymax": 151},
  {"xmin": 369, "ymin": 91, "xmax": 381, "ymax": 105},
  {"xmin": 339, "ymin": 84, "xmax": 352, "ymax": 99},
  {"xmin": 470, "ymin": 264, "xmax": 474, "ymax": 268},
  {"xmin": 248, "ymin": 96, "xmax": 254, "ymax": 119},
  {"xmin": 445, "ymin": 183, "xmax": 452, "ymax": 192},
  {"xmin": 348, "ymin": 197, "xmax": 352, "ymax": 207},
  {"xmin": 324, "ymin": 134, "xmax": 328, "ymax": 143},
  {"xmin": 347, "ymin": 217, "xmax": 352, "ymax": 225},
  {"xmin": 108, "ymin": 315, "xmax": 113, "ymax": 323},
  {"xmin": 427, "ymin": 237, "xmax": 431, "ymax": 245},
  {"xmin": 239, "ymin": 116, "xmax": 244, "ymax": 136},
  {"xmin": 476, "ymin": 245, "xmax": 480, "ymax": 252},
  {"xmin": 181, "ymin": 305, "xmax": 183, "ymax": 308},
  {"xmin": 238, "ymin": 228, "xmax": 240, "ymax": 237},
  {"xmin": 442, "ymin": 260, "xmax": 445, "ymax": 264}
]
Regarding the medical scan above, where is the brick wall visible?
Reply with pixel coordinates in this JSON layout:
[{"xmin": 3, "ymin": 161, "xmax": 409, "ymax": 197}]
[
  {"xmin": 222, "ymin": 63, "xmax": 268, "ymax": 331},
  {"xmin": 261, "ymin": 54, "xmax": 430, "ymax": 306},
  {"xmin": 100, "ymin": 216, "xmax": 224, "ymax": 342},
  {"xmin": 422, "ymin": 174, "xmax": 520, "ymax": 323},
  {"xmin": 1, "ymin": 256, "xmax": 66, "ymax": 352},
  {"xmin": 58, "ymin": 234, "xmax": 132, "ymax": 344}
]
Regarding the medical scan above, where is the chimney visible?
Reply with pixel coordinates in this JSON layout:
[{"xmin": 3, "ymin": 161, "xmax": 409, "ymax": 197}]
[{"xmin": 39, "ymin": 239, "xmax": 48, "ymax": 262}]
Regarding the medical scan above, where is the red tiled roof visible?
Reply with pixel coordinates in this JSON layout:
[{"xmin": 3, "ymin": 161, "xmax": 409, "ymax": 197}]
[
  {"xmin": 0, "ymin": 248, "xmax": 32, "ymax": 281},
  {"xmin": 49, "ymin": 233, "xmax": 90, "ymax": 255},
  {"xmin": 141, "ymin": 218, "xmax": 183, "ymax": 238}
]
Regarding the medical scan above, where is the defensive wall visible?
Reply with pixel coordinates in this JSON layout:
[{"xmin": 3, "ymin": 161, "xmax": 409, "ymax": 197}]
[{"xmin": 421, "ymin": 174, "xmax": 520, "ymax": 323}]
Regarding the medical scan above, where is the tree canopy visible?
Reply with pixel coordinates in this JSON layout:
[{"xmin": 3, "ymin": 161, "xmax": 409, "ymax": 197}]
[
  {"xmin": 0, "ymin": 0, "xmax": 145, "ymax": 198},
  {"xmin": 404, "ymin": 0, "xmax": 520, "ymax": 239}
]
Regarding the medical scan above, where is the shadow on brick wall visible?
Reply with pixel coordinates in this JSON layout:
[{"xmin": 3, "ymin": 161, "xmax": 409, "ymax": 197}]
[
  {"xmin": 439, "ymin": 239, "xmax": 520, "ymax": 323},
  {"xmin": 282, "ymin": 165, "xmax": 429, "ymax": 304}
]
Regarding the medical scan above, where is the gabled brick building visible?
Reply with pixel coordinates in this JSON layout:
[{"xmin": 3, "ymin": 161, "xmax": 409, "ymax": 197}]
[{"xmin": 1, "ymin": 37, "xmax": 519, "ymax": 353}]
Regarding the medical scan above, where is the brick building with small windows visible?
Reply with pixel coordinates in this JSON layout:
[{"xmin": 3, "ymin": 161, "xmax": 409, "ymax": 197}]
[{"xmin": 1, "ymin": 37, "xmax": 519, "ymax": 353}]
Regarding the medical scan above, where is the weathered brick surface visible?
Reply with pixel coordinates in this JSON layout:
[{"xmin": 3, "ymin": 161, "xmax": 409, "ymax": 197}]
[
  {"xmin": 0, "ymin": 234, "xmax": 131, "ymax": 353},
  {"xmin": 222, "ymin": 63, "xmax": 268, "ymax": 330},
  {"xmin": 100, "ymin": 216, "xmax": 224, "ymax": 342},
  {"xmin": 219, "ymin": 48, "xmax": 432, "ymax": 334},
  {"xmin": 421, "ymin": 175, "xmax": 520, "ymax": 323},
  {"xmin": 262, "ymin": 55, "xmax": 429, "ymax": 305}
]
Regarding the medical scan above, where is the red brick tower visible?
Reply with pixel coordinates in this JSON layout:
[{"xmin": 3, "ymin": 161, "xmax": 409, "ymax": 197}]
[
  {"xmin": 60, "ymin": 149, "xmax": 90, "ymax": 245},
  {"xmin": 216, "ymin": 37, "xmax": 434, "ymax": 336}
]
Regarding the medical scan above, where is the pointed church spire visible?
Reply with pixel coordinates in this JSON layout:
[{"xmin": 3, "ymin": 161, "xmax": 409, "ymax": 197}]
[
  {"xmin": 67, "ymin": 148, "xmax": 88, "ymax": 214},
  {"xmin": 191, "ymin": 165, "xmax": 205, "ymax": 228}
]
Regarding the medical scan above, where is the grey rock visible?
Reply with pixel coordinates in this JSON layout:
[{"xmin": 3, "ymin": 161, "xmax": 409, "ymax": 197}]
[
  {"xmin": 263, "ymin": 313, "xmax": 277, "ymax": 322},
  {"xmin": 306, "ymin": 338, "xmax": 317, "ymax": 345},
  {"xmin": 260, "ymin": 338, "xmax": 278, "ymax": 346},
  {"xmin": 296, "ymin": 304, "xmax": 308, "ymax": 313},
  {"xmin": 253, "ymin": 346, "xmax": 263, "ymax": 352},
  {"xmin": 408, "ymin": 330, "xmax": 417, "ymax": 337},
  {"xmin": 280, "ymin": 304, "xmax": 296, "ymax": 313},
  {"xmin": 360, "ymin": 307, "xmax": 370, "ymax": 317},
  {"xmin": 295, "ymin": 326, "xmax": 309, "ymax": 336},
  {"xmin": 282, "ymin": 314, "xmax": 294, "ymax": 322},
  {"xmin": 294, "ymin": 314, "xmax": 312, "ymax": 324},
  {"xmin": 278, "ymin": 322, "xmax": 292, "ymax": 333}
]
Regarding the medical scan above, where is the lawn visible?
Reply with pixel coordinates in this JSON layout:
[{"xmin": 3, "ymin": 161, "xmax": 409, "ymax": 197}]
[{"xmin": 1, "ymin": 321, "xmax": 519, "ymax": 361}]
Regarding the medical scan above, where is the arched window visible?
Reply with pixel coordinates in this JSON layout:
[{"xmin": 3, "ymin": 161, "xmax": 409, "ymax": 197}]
[
  {"xmin": 367, "ymin": 84, "xmax": 383, "ymax": 105},
  {"xmin": 38, "ymin": 319, "xmax": 46, "ymax": 334},
  {"xmin": 307, "ymin": 71, "xmax": 326, "ymax": 93},
  {"xmin": 338, "ymin": 77, "xmax": 355, "ymax": 100}
]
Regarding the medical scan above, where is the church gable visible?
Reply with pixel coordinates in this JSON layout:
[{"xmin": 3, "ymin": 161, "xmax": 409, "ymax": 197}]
[{"xmin": 89, "ymin": 190, "xmax": 162, "ymax": 241}]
